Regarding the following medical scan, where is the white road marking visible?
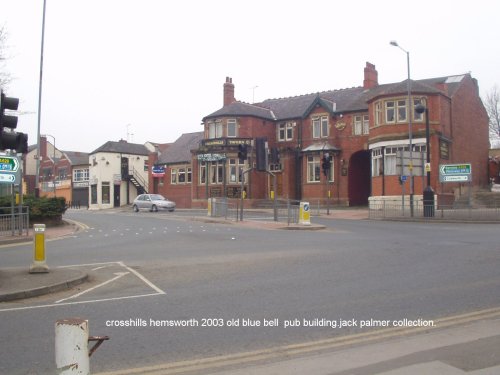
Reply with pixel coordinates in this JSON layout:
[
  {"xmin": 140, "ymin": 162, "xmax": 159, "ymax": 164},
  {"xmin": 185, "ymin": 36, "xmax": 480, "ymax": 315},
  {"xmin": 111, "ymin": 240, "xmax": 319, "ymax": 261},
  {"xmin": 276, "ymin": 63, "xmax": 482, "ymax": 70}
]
[
  {"xmin": 118, "ymin": 261, "xmax": 165, "ymax": 295},
  {"xmin": 0, "ymin": 293, "xmax": 163, "ymax": 312},
  {"xmin": 58, "ymin": 261, "xmax": 119, "ymax": 268},
  {"xmin": 55, "ymin": 272, "xmax": 130, "ymax": 303},
  {"xmin": 0, "ymin": 261, "xmax": 166, "ymax": 312},
  {"xmin": 91, "ymin": 265, "xmax": 113, "ymax": 271}
]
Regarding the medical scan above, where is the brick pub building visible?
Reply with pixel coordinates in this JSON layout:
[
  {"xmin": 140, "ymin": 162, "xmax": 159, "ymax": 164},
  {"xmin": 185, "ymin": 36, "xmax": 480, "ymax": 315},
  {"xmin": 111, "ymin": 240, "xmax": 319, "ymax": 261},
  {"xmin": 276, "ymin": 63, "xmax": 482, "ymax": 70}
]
[{"xmin": 153, "ymin": 62, "xmax": 489, "ymax": 208}]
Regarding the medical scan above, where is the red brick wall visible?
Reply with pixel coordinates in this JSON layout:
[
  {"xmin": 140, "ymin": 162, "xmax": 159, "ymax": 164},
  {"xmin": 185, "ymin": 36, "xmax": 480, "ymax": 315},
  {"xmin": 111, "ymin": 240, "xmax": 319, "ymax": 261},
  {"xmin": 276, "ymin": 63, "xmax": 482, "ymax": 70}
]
[
  {"xmin": 298, "ymin": 108, "xmax": 371, "ymax": 204},
  {"xmin": 153, "ymin": 75, "xmax": 490, "ymax": 208},
  {"xmin": 448, "ymin": 77, "xmax": 489, "ymax": 188},
  {"xmin": 366, "ymin": 76, "xmax": 489, "ymax": 200},
  {"xmin": 153, "ymin": 165, "xmax": 193, "ymax": 208}
]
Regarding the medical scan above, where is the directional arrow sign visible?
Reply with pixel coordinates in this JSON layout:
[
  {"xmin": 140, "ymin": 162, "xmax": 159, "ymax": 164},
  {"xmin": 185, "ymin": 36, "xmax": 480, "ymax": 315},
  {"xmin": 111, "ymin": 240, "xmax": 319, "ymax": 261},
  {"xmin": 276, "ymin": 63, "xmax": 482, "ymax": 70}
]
[
  {"xmin": 439, "ymin": 163, "xmax": 471, "ymax": 175},
  {"xmin": 0, "ymin": 156, "xmax": 19, "ymax": 172},
  {"xmin": 0, "ymin": 173, "xmax": 16, "ymax": 183},
  {"xmin": 439, "ymin": 163, "xmax": 472, "ymax": 183},
  {"xmin": 442, "ymin": 175, "xmax": 470, "ymax": 182}
]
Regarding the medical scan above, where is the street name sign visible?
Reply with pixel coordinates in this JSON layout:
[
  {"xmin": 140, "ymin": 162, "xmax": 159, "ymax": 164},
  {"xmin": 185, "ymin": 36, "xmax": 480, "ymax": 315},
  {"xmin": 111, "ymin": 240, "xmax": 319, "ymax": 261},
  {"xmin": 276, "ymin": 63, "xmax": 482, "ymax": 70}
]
[
  {"xmin": 197, "ymin": 153, "xmax": 227, "ymax": 162},
  {"xmin": 439, "ymin": 163, "xmax": 472, "ymax": 183}
]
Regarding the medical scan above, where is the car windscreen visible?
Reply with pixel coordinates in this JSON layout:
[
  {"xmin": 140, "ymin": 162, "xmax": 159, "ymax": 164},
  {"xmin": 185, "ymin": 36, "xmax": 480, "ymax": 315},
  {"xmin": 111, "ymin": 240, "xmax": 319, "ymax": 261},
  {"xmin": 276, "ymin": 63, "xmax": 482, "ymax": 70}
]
[{"xmin": 150, "ymin": 194, "xmax": 165, "ymax": 201}]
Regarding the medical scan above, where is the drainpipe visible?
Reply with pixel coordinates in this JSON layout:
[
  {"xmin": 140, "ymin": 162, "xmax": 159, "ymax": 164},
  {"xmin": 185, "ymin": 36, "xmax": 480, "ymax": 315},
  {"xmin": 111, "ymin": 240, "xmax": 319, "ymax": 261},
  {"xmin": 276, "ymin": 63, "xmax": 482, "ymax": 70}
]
[
  {"xmin": 381, "ymin": 146, "xmax": 385, "ymax": 196},
  {"xmin": 296, "ymin": 119, "xmax": 303, "ymax": 200}
]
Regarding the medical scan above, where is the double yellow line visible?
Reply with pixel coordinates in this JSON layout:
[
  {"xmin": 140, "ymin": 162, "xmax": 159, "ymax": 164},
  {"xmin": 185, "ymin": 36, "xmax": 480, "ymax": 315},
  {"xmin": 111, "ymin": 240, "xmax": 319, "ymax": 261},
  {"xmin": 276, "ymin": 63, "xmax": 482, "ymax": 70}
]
[{"xmin": 96, "ymin": 306, "xmax": 500, "ymax": 375}]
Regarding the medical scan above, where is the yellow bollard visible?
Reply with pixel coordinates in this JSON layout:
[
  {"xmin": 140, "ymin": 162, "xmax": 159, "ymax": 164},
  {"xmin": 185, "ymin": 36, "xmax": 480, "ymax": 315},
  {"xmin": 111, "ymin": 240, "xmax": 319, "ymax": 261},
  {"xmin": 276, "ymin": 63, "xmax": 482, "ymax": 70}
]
[
  {"xmin": 299, "ymin": 202, "xmax": 311, "ymax": 225},
  {"xmin": 207, "ymin": 198, "xmax": 212, "ymax": 217},
  {"xmin": 30, "ymin": 224, "xmax": 49, "ymax": 273}
]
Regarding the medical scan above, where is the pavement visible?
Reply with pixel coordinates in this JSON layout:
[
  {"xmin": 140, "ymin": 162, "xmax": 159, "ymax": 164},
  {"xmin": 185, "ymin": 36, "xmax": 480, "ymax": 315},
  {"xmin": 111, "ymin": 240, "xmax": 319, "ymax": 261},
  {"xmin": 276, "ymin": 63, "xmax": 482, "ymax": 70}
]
[
  {"xmin": 0, "ymin": 218, "xmax": 88, "ymax": 302},
  {"xmin": 2, "ymin": 209, "xmax": 499, "ymax": 375},
  {"xmin": 204, "ymin": 314, "xmax": 500, "ymax": 375}
]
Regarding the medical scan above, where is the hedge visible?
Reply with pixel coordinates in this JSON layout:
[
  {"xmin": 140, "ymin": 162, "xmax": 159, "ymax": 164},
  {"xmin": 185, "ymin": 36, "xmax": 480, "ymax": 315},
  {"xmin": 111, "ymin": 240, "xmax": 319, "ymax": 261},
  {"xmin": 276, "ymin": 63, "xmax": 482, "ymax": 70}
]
[{"xmin": 0, "ymin": 195, "xmax": 67, "ymax": 224}]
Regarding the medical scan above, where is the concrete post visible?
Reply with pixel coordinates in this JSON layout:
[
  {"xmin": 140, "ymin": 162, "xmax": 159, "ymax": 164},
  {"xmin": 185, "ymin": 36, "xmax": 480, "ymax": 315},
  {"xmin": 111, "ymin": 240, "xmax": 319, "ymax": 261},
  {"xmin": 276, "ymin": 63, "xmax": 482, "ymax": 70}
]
[{"xmin": 55, "ymin": 318, "xmax": 90, "ymax": 375}]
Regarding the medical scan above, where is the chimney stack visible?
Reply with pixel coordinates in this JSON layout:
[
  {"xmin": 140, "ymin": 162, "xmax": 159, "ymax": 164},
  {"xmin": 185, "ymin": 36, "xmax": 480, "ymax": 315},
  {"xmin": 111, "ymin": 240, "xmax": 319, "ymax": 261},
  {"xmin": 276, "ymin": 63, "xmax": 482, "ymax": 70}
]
[
  {"xmin": 40, "ymin": 135, "xmax": 48, "ymax": 158},
  {"xmin": 223, "ymin": 77, "xmax": 235, "ymax": 106},
  {"xmin": 363, "ymin": 62, "xmax": 378, "ymax": 89}
]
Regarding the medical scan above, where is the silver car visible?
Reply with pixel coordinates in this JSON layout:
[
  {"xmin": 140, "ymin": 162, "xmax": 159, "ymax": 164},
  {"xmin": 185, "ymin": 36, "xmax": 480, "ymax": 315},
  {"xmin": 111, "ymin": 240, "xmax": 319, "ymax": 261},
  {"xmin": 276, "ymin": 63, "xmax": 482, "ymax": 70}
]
[{"xmin": 132, "ymin": 194, "xmax": 176, "ymax": 212}]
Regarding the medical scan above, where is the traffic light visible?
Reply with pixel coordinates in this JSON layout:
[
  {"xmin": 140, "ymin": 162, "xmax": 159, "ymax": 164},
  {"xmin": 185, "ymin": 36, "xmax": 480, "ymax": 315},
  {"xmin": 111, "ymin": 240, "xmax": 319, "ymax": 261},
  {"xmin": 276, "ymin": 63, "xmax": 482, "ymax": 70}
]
[
  {"xmin": 322, "ymin": 153, "xmax": 332, "ymax": 176},
  {"xmin": 238, "ymin": 144, "xmax": 248, "ymax": 162},
  {"xmin": 0, "ymin": 91, "xmax": 19, "ymax": 129},
  {"xmin": 0, "ymin": 91, "xmax": 28, "ymax": 153},
  {"xmin": 270, "ymin": 147, "xmax": 280, "ymax": 164},
  {"xmin": 255, "ymin": 137, "xmax": 267, "ymax": 172},
  {"xmin": 0, "ymin": 131, "xmax": 28, "ymax": 154}
]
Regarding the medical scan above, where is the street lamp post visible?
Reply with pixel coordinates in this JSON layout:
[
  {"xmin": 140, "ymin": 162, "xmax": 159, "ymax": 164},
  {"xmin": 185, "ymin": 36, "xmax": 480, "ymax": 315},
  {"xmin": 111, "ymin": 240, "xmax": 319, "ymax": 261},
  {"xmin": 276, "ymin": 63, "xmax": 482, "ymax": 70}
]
[
  {"xmin": 415, "ymin": 103, "xmax": 435, "ymax": 217},
  {"xmin": 390, "ymin": 40, "xmax": 414, "ymax": 217},
  {"xmin": 42, "ymin": 134, "xmax": 56, "ymax": 197},
  {"xmin": 35, "ymin": 0, "xmax": 48, "ymax": 198}
]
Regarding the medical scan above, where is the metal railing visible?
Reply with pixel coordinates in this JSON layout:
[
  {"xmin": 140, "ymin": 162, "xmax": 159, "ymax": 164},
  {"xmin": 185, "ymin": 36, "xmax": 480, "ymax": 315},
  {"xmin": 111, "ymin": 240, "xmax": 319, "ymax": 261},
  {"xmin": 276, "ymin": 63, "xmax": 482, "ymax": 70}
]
[
  {"xmin": 209, "ymin": 198, "xmax": 301, "ymax": 224},
  {"xmin": 369, "ymin": 200, "xmax": 500, "ymax": 221},
  {"xmin": 285, "ymin": 200, "xmax": 300, "ymax": 225},
  {"xmin": 209, "ymin": 198, "xmax": 238, "ymax": 220},
  {"xmin": 0, "ymin": 206, "xmax": 30, "ymax": 236},
  {"xmin": 243, "ymin": 199, "xmax": 301, "ymax": 224},
  {"xmin": 129, "ymin": 167, "xmax": 149, "ymax": 193}
]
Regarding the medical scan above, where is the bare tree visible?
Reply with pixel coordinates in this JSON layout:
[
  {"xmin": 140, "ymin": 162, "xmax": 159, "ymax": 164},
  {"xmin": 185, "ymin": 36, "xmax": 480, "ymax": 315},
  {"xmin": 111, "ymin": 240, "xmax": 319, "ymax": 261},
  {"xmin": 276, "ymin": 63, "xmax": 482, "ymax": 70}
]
[
  {"xmin": 485, "ymin": 85, "xmax": 500, "ymax": 144},
  {"xmin": 0, "ymin": 25, "xmax": 12, "ymax": 90}
]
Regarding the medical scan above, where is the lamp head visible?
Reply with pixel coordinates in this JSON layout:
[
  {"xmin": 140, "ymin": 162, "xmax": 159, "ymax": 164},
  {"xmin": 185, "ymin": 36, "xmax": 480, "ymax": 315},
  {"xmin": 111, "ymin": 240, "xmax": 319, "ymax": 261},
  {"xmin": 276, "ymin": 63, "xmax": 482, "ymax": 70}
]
[
  {"xmin": 415, "ymin": 103, "xmax": 426, "ymax": 114},
  {"xmin": 390, "ymin": 40, "xmax": 399, "ymax": 47}
]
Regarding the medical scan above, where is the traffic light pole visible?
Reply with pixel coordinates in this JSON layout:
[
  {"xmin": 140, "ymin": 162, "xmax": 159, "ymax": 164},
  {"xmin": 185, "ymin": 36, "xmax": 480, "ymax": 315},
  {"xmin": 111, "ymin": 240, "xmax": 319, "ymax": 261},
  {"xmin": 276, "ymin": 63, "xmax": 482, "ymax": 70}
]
[
  {"xmin": 266, "ymin": 170, "xmax": 278, "ymax": 222},
  {"xmin": 326, "ymin": 178, "xmax": 331, "ymax": 216},
  {"xmin": 322, "ymin": 152, "xmax": 332, "ymax": 215},
  {"xmin": 239, "ymin": 167, "xmax": 253, "ymax": 221}
]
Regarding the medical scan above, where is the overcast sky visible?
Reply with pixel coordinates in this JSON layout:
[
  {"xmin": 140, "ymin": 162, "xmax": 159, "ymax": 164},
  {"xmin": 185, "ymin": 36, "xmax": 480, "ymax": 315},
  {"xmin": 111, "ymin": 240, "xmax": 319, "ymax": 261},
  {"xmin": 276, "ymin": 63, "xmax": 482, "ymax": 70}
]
[{"xmin": 1, "ymin": 0, "xmax": 499, "ymax": 153}]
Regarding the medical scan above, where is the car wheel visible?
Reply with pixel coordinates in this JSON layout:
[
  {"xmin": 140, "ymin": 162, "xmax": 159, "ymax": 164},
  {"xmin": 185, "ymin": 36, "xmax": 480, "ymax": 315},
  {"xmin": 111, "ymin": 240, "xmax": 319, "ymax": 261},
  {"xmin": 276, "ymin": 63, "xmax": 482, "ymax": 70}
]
[
  {"xmin": 168, "ymin": 208, "xmax": 175, "ymax": 212},
  {"xmin": 151, "ymin": 205, "xmax": 158, "ymax": 212},
  {"xmin": 133, "ymin": 205, "xmax": 139, "ymax": 212}
]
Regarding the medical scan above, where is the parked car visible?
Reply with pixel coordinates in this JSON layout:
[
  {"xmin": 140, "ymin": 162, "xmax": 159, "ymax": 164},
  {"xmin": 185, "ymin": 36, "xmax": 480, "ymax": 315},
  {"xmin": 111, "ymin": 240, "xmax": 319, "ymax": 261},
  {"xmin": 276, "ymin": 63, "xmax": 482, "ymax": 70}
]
[{"xmin": 132, "ymin": 194, "xmax": 176, "ymax": 212}]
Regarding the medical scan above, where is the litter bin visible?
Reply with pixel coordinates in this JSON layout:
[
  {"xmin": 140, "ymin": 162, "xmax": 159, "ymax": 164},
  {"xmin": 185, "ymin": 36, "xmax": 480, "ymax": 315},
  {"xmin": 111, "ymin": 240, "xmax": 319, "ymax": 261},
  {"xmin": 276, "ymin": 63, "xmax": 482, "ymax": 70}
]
[{"xmin": 423, "ymin": 186, "xmax": 435, "ymax": 218}]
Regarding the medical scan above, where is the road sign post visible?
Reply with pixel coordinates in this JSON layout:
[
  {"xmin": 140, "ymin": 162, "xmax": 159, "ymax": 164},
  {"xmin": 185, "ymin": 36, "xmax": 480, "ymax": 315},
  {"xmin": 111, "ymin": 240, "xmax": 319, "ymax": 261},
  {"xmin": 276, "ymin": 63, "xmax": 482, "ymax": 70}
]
[{"xmin": 399, "ymin": 175, "xmax": 407, "ymax": 216}]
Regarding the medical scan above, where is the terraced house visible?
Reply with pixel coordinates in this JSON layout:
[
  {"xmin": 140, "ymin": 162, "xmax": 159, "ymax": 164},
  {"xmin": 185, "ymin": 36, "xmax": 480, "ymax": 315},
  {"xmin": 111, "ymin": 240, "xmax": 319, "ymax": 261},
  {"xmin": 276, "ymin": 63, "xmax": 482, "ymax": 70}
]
[{"xmin": 153, "ymin": 62, "xmax": 489, "ymax": 208}]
